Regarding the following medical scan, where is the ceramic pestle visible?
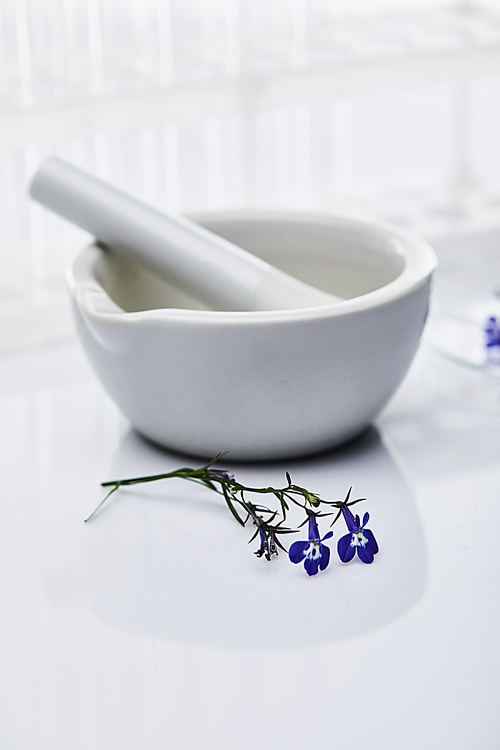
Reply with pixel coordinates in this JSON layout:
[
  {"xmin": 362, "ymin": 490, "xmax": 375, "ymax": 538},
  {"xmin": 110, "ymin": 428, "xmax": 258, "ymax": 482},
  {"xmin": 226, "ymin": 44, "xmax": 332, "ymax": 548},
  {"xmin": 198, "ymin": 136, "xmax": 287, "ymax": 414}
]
[{"xmin": 30, "ymin": 157, "xmax": 341, "ymax": 311}]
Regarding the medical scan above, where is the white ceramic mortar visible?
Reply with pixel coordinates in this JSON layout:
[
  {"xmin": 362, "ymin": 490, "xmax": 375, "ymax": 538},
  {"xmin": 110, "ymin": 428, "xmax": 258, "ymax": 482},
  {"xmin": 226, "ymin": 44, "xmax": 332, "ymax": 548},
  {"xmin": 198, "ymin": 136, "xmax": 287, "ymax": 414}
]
[{"xmin": 68, "ymin": 211, "xmax": 437, "ymax": 460}]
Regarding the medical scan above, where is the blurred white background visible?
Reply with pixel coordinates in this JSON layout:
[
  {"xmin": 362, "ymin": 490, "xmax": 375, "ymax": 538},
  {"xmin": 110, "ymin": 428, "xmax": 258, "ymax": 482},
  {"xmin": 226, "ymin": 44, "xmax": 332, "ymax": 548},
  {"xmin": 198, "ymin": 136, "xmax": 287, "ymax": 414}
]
[{"xmin": 1, "ymin": 0, "xmax": 500, "ymax": 347}]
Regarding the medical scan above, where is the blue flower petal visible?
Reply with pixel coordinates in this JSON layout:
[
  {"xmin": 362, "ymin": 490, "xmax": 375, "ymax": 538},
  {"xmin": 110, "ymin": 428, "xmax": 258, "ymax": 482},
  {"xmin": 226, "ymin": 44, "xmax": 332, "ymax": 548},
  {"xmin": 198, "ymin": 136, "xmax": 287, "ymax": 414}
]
[
  {"xmin": 308, "ymin": 515, "xmax": 320, "ymax": 540},
  {"xmin": 321, "ymin": 530, "xmax": 334, "ymax": 542},
  {"xmin": 362, "ymin": 512, "xmax": 370, "ymax": 527},
  {"xmin": 304, "ymin": 555, "xmax": 321, "ymax": 576},
  {"xmin": 363, "ymin": 528, "xmax": 379, "ymax": 555},
  {"xmin": 357, "ymin": 543, "xmax": 374, "ymax": 564},
  {"xmin": 341, "ymin": 505, "xmax": 356, "ymax": 532},
  {"xmin": 337, "ymin": 533, "xmax": 356, "ymax": 563},
  {"xmin": 319, "ymin": 543, "xmax": 330, "ymax": 571},
  {"xmin": 288, "ymin": 540, "xmax": 309, "ymax": 564}
]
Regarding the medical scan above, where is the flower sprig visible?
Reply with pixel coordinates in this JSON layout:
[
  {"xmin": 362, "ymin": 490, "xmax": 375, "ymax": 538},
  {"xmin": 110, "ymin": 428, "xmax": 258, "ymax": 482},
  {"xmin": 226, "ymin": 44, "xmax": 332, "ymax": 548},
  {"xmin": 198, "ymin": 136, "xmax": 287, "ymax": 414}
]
[{"xmin": 85, "ymin": 455, "xmax": 379, "ymax": 576}]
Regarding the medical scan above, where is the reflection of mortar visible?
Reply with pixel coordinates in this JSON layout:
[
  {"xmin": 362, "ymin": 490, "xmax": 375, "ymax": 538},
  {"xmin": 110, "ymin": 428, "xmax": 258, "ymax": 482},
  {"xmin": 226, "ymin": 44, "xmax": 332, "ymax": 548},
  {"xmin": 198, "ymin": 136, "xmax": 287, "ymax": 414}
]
[
  {"xmin": 68, "ymin": 211, "xmax": 436, "ymax": 460},
  {"xmin": 70, "ymin": 427, "xmax": 426, "ymax": 650}
]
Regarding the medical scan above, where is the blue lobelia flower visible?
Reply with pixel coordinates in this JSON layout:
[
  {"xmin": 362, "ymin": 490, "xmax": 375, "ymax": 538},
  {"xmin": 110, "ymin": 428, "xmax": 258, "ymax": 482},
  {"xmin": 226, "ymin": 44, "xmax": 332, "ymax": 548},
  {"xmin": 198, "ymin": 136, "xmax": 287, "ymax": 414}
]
[
  {"xmin": 211, "ymin": 470, "xmax": 235, "ymax": 482},
  {"xmin": 288, "ymin": 515, "xmax": 333, "ymax": 576},
  {"xmin": 485, "ymin": 316, "xmax": 500, "ymax": 349},
  {"xmin": 337, "ymin": 504, "xmax": 379, "ymax": 564},
  {"xmin": 254, "ymin": 524, "xmax": 278, "ymax": 561}
]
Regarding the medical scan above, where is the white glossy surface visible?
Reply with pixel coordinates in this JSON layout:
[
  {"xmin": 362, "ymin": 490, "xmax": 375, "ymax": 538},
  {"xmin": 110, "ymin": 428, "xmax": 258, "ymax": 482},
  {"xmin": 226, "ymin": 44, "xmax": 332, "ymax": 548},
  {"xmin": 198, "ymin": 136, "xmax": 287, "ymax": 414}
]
[
  {"xmin": 1, "ymin": 332, "xmax": 499, "ymax": 749},
  {"xmin": 68, "ymin": 212, "xmax": 436, "ymax": 459}
]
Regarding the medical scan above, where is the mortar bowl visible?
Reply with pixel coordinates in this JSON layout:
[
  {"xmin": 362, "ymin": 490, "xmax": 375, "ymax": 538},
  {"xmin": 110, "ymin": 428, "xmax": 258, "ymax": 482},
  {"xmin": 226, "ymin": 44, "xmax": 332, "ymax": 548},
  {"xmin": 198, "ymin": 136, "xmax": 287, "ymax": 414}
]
[{"xmin": 68, "ymin": 210, "xmax": 437, "ymax": 460}]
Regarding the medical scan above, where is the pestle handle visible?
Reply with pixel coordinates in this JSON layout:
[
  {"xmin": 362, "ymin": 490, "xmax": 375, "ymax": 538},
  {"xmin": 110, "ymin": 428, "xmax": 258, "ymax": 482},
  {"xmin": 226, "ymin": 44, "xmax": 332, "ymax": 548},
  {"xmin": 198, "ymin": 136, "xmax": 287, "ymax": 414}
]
[{"xmin": 30, "ymin": 157, "xmax": 339, "ymax": 311}]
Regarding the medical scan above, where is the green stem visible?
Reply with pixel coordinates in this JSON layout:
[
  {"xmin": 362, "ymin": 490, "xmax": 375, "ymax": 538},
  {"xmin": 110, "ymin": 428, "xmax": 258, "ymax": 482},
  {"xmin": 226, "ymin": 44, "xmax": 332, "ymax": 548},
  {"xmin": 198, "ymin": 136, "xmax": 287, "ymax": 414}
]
[
  {"xmin": 101, "ymin": 468, "xmax": 200, "ymax": 487},
  {"xmin": 84, "ymin": 484, "xmax": 120, "ymax": 523},
  {"xmin": 88, "ymin": 464, "xmax": 366, "ymax": 534}
]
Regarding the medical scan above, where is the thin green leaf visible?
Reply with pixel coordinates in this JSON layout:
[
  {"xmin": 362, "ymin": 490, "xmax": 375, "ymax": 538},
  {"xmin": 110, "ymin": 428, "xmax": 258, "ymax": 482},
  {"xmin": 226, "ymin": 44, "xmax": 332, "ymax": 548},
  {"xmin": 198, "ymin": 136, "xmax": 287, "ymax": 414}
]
[
  {"xmin": 247, "ymin": 527, "xmax": 260, "ymax": 543},
  {"xmin": 221, "ymin": 485, "xmax": 245, "ymax": 526},
  {"xmin": 274, "ymin": 536, "xmax": 289, "ymax": 552},
  {"xmin": 329, "ymin": 509, "xmax": 342, "ymax": 527}
]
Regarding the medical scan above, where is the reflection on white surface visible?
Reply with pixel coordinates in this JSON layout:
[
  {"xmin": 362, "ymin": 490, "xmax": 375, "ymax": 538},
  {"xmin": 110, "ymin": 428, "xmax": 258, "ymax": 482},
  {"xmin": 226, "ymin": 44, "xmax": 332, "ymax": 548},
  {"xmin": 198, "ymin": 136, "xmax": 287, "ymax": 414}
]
[
  {"xmin": 428, "ymin": 248, "xmax": 500, "ymax": 370},
  {"xmin": 1, "ymin": 340, "xmax": 500, "ymax": 749},
  {"xmin": 423, "ymin": 239, "xmax": 500, "ymax": 418},
  {"xmin": 69, "ymin": 426, "xmax": 426, "ymax": 649}
]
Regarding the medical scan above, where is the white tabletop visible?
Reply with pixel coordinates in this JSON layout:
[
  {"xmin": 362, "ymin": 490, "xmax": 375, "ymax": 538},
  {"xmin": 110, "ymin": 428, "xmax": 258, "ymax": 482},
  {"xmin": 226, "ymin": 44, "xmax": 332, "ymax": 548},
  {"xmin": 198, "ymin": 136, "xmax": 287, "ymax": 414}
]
[{"xmin": 1, "ymin": 306, "xmax": 499, "ymax": 750}]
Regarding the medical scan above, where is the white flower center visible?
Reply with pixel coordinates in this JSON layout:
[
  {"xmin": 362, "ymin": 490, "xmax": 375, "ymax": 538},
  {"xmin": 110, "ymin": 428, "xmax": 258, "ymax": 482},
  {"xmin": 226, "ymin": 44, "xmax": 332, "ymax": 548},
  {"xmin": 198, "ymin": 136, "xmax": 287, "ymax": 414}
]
[
  {"xmin": 306, "ymin": 541, "xmax": 321, "ymax": 559},
  {"xmin": 351, "ymin": 531, "xmax": 367, "ymax": 547}
]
